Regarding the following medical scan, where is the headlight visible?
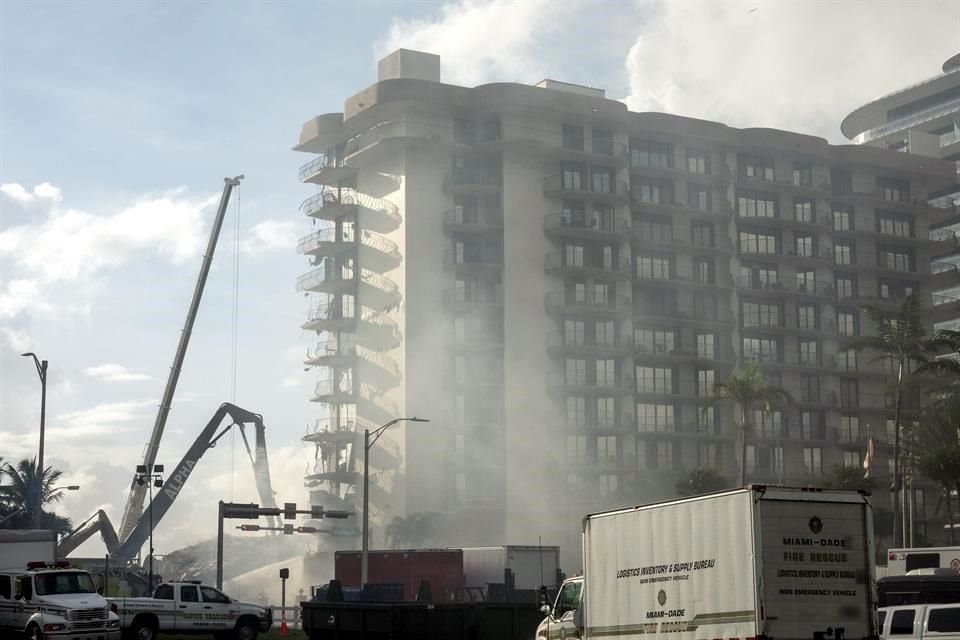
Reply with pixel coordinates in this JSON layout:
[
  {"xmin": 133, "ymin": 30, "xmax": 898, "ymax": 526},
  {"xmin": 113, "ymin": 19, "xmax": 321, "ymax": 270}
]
[
  {"xmin": 43, "ymin": 623, "xmax": 66, "ymax": 632},
  {"xmin": 108, "ymin": 620, "xmax": 121, "ymax": 628}
]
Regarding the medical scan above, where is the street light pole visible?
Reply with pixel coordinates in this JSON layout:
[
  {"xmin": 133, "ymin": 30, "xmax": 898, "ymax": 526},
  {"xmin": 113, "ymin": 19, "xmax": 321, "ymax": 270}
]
[
  {"xmin": 361, "ymin": 417, "xmax": 429, "ymax": 587},
  {"xmin": 135, "ymin": 465, "xmax": 164, "ymax": 595},
  {"xmin": 21, "ymin": 353, "xmax": 47, "ymax": 529}
]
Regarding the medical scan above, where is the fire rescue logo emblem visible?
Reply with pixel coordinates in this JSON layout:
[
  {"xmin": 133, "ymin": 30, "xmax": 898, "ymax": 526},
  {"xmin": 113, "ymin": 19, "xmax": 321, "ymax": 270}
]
[
  {"xmin": 809, "ymin": 516, "xmax": 823, "ymax": 534},
  {"xmin": 657, "ymin": 590, "xmax": 667, "ymax": 606}
]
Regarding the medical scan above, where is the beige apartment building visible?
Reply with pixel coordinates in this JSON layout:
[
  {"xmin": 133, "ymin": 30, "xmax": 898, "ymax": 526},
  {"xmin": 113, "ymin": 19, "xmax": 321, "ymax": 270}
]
[{"xmin": 295, "ymin": 49, "xmax": 958, "ymax": 568}]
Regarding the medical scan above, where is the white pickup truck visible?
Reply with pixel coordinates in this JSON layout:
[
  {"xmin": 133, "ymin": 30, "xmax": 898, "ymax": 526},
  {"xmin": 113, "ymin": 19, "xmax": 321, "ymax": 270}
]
[{"xmin": 107, "ymin": 581, "xmax": 271, "ymax": 640}]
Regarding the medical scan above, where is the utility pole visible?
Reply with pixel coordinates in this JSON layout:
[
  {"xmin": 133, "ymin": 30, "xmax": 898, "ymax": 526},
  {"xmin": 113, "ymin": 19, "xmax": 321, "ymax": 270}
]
[{"xmin": 21, "ymin": 353, "xmax": 47, "ymax": 528}]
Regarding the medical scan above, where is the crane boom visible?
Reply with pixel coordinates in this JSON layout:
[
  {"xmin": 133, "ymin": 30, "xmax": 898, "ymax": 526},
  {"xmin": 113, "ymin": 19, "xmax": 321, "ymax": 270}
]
[{"xmin": 117, "ymin": 175, "xmax": 243, "ymax": 544}]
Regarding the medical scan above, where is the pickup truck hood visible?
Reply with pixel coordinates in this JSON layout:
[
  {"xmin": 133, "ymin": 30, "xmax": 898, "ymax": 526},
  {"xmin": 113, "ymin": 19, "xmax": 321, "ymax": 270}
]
[
  {"xmin": 38, "ymin": 593, "xmax": 107, "ymax": 609},
  {"xmin": 234, "ymin": 600, "xmax": 269, "ymax": 613}
]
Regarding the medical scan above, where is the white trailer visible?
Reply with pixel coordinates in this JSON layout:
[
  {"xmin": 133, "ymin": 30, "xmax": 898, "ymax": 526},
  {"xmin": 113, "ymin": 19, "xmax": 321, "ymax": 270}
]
[
  {"xmin": 536, "ymin": 486, "xmax": 878, "ymax": 639},
  {"xmin": 461, "ymin": 545, "xmax": 561, "ymax": 592},
  {"xmin": 0, "ymin": 529, "xmax": 56, "ymax": 569}
]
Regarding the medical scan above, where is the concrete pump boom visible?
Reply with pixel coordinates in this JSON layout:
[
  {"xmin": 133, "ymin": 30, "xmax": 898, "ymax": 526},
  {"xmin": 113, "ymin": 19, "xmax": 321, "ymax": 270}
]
[{"xmin": 117, "ymin": 175, "xmax": 243, "ymax": 545}]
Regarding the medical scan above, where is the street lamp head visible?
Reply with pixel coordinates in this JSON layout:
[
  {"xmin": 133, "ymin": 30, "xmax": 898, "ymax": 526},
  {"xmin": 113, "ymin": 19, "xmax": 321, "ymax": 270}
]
[
  {"xmin": 21, "ymin": 352, "xmax": 35, "ymax": 358},
  {"xmin": 136, "ymin": 465, "xmax": 147, "ymax": 474},
  {"xmin": 66, "ymin": 485, "xmax": 79, "ymax": 491},
  {"xmin": 153, "ymin": 464, "xmax": 164, "ymax": 473},
  {"xmin": 409, "ymin": 417, "xmax": 430, "ymax": 423}
]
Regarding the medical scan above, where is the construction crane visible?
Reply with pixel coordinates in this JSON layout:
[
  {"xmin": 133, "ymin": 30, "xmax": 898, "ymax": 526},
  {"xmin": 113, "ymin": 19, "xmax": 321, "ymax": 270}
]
[
  {"xmin": 57, "ymin": 403, "xmax": 280, "ymax": 559},
  {"xmin": 117, "ymin": 175, "xmax": 243, "ymax": 546}
]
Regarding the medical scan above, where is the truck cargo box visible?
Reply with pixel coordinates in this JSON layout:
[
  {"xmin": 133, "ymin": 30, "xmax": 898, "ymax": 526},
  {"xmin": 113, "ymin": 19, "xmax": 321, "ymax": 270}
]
[
  {"xmin": 334, "ymin": 549, "xmax": 464, "ymax": 602},
  {"xmin": 0, "ymin": 529, "xmax": 56, "ymax": 570},
  {"xmin": 461, "ymin": 545, "xmax": 561, "ymax": 593}
]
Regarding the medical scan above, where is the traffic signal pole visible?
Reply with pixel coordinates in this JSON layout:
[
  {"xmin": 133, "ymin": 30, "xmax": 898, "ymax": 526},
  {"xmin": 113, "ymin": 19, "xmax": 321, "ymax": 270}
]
[{"xmin": 217, "ymin": 501, "xmax": 224, "ymax": 589}]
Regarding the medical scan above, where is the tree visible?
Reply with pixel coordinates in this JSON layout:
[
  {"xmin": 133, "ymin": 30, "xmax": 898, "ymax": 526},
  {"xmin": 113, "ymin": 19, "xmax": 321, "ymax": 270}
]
[
  {"xmin": 912, "ymin": 394, "xmax": 960, "ymax": 540},
  {"xmin": 702, "ymin": 361, "xmax": 792, "ymax": 486},
  {"xmin": 384, "ymin": 512, "xmax": 443, "ymax": 548},
  {"xmin": 822, "ymin": 464, "xmax": 875, "ymax": 493},
  {"xmin": 851, "ymin": 293, "xmax": 949, "ymax": 546},
  {"xmin": 0, "ymin": 458, "xmax": 73, "ymax": 534},
  {"xmin": 675, "ymin": 467, "xmax": 729, "ymax": 497}
]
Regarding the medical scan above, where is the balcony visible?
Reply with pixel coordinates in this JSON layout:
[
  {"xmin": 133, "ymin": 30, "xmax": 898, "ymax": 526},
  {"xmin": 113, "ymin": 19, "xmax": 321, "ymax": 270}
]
[
  {"xmin": 443, "ymin": 248, "xmax": 503, "ymax": 272},
  {"xmin": 444, "ymin": 169, "xmax": 502, "ymax": 195},
  {"xmin": 550, "ymin": 139, "xmax": 629, "ymax": 166},
  {"xmin": 633, "ymin": 198, "xmax": 733, "ymax": 219},
  {"xmin": 634, "ymin": 344, "xmax": 736, "ymax": 364},
  {"xmin": 441, "ymin": 286, "xmax": 504, "ymax": 312},
  {"xmin": 342, "ymin": 121, "xmax": 449, "ymax": 165},
  {"xmin": 545, "ymin": 252, "xmax": 631, "ymax": 280},
  {"xmin": 545, "ymin": 291, "xmax": 631, "ymax": 318},
  {"xmin": 742, "ymin": 352, "xmax": 837, "ymax": 371},
  {"xmin": 631, "ymin": 233, "xmax": 734, "ymax": 255},
  {"xmin": 547, "ymin": 372, "xmax": 635, "ymax": 396},
  {"xmin": 543, "ymin": 175, "xmax": 629, "ymax": 204},
  {"xmin": 735, "ymin": 276, "xmax": 834, "ymax": 299},
  {"xmin": 296, "ymin": 266, "xmax": 401, "ymax": 310},
  {"xmin": 633, "ymin": 266, "xmax": 730, "ymax": 290},
  {"xmin": 302, "ymin": 304, "xmax": 401, "ymax": 350},
  {"xmin": 633, "ymin": 305, "xmax": 735, "ymax": 326},
  {"xmin": 442, "ymin": 208, "xmax": 504, "ymax": 234},
  {"xmin": 297, "ymin": 229, "xmax": 401, "ymax": 273},
  {"xmin": 546, "ymin": 331, "xmax": 634, "ymax": 357},
  {"xmin": 300, "ymin": 190, "xmax": 401, "ymax": 233},
  {"xmin": 831, "ymin": 189, "xmax": 944, "ymax": 216},
  {"xmin": 305, "ymin": 339, "xmax": 401, "ymax": 388},
  {"xmin": 543, "ymin": 213, "xmax": 630, "ymax": 241},
  {"xmin": 311, "ymin": 380, "xmax": 399, "ymax": 425},
  {"xmin": 298, "ymin": 154, "xmax": 358, "ymax": 186}
]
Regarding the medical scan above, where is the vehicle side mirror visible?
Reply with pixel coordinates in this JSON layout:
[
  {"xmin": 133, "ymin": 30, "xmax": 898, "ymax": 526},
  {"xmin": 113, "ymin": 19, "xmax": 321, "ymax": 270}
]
[
  {"xmin": 537, "ymin": 585, "xmax": 550, "ymax": 608},
  {"xmin": 539, "ymin": 604, "xmax": 551, "ymax": 616}
]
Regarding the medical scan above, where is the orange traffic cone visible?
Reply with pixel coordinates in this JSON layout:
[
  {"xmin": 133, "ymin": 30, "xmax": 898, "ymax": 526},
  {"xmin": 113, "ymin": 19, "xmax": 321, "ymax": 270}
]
[{"xmin": 280, "ymin": 613, "xmax": 288, "ymax": 637}]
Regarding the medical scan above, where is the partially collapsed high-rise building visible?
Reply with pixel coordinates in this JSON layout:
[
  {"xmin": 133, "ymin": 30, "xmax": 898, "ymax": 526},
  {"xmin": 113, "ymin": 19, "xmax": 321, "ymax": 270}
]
[{"xmin": 294, "ymin": 49, "xmax": 958, "ymax": 568}]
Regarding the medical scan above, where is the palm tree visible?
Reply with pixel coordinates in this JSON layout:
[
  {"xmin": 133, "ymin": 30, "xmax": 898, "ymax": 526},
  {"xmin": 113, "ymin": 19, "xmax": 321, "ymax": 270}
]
[
  {"xmin": 384, "ymin": 512, "xmax": 442, "ymax": 548},
  {"xmin": 703, "ymin": 361, "xmax": 791, "ymax": 486},
  {"xmin": 675, "ymin": 467, "xmax": 729, "ymax": 497},
  {"xmin": 0, "ymin": 458, "xmax": 73, "ymax": 534},
  {"xmin": 912, "ymin": 395, "xmax": 960, "ymax": 542},
  {"xmin": 851, "ymin": 293, "xmax": 947, "ymax": 546}
]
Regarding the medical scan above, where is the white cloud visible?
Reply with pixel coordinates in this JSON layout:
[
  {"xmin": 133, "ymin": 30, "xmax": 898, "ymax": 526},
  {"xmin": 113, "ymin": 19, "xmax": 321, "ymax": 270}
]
[
  {"xmin": 0, "ymin": 326, "xmax": 32, "ymax": 352},
  {"xmin": 622, "ymin": 0, "xmax": 959, "ymax": 142},
  {"xmin": 83, "ymin": 363, "xmax": 153, "ymax": 382},
  {"xmin": 240, "ymin": 219, "xmax": 299, "ymax": 256},
  {"xmin": 377, "ymin": 0, "xmax": 579, "ymax": 86},
  {"xmin": 53, "ymin": 399, "xmax": 156, "ymax": 432},
  {"xmin": 0, "ymin": 183, "xmax": 216, "ymax": 319}
]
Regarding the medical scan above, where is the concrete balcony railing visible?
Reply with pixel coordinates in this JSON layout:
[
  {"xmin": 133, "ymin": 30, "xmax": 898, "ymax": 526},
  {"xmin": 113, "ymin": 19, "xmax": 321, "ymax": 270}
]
[
  {"xmin": 548, "ymin": 372, "xmax": 635, "ymax": 394},
  {"xmin": 343, "ymin": 121, "xmax": 448, "ymax": 158},
  {"xmin": 543, "ymin": 175, "xmax": 629, "ymax": 201},
  {"xmin": 543, "ymin": 212, "xmax": 631, "ymax": 237},
  {"xmin": 546, "ymin": 331, "xmax": 634, "ymax": 353},
  {"xmin": 306, "ymin": 339, "xmax": 401, "ymax": 381},
  {"xmin": 441, "ymin": 285, "xmax": 504, "ymax": 307},
  {"xmin": 299, "ymin": 189, "xmax": 402, "ymax": 232},
  {"xmin": 442, "ymin": 208, "xmax": 504, "ymax": 232},
  {"xmin": 545, "ymin": 291, "xmax": 631, "ymax": 315},
  {"xmin": 443, "ymin": 248, "xmax": 504, "ymax": 270},
  {"xmin": 545, "ymin": 252, "xmax": 631, "ymax": 278},
  {"xmin": 734, "ymin": 276, "xmax": 834, "ymax": 298}
]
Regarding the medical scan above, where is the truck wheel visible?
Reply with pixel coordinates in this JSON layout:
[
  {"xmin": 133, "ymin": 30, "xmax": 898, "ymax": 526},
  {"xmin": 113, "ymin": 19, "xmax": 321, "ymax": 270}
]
[
  {"xmin": 235, "ymin": 618, "xmax": 259, "ymax": 640},
  {"xmin": 27, "ymin": 624, "xmax": 43, "ymax": 640},
  {"xmin": 131, "ymin": 616, "xmax": 159, "ymax": 640}
]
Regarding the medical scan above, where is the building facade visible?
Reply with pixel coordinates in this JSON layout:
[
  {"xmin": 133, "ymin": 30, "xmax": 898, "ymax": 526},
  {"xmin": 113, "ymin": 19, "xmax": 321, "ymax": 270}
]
[{"xmin": 295, "ymin": 50, "xmax": 957, "ymax": 568}]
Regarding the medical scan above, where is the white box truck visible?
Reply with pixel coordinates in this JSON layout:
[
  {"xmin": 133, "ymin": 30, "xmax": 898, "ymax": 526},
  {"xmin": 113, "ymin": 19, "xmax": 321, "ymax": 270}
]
[
  {"xmin": 462, "ymin": 545, "xmax": 561, "ymax": 593},
  {"xmin": 536, "ymin": 486, "xmax": 878, "ymax": 639}
]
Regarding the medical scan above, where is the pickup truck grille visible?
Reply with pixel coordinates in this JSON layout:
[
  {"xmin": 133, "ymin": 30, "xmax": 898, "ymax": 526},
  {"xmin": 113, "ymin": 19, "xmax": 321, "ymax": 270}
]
[
  {"xmin": 68, "ymin": 608, "xmax": 108, "ymax": 621},
  {"xmin": 72, "ymin": 620, "xmax": 107, "ymax": 630}
]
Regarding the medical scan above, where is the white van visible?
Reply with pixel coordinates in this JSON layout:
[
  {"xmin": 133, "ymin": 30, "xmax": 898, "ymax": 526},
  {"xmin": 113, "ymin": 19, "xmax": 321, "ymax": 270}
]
[{"xmin": 880, "ymin": 604, "xmax": 960, "ymax": 638}]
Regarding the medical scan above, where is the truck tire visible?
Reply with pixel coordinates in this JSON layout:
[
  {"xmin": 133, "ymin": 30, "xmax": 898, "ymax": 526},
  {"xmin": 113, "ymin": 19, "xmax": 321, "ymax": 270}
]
[
  {"xmin": 130, "ymin": 614, "xmax": 159, "ymax": 640},
  {"xmin": 26, "ymin": 624, "xmax": 43, "ymax": 640},
  {"xmin": 234, "ymin": 617, "xmax": 259, "ymax": 640}
]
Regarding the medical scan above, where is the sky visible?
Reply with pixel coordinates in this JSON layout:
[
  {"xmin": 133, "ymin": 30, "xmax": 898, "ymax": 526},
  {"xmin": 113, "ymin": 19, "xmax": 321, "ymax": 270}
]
[{"xmin": 0, "ymin": 0, "xmax": 957, "ymax": 558}]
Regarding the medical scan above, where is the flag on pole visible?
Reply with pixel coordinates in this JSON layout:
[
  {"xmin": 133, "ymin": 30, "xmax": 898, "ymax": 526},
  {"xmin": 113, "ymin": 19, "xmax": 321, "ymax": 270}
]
[{"xmin": 863, "ymin": 436, "xmax": 875, "ymax": 479}]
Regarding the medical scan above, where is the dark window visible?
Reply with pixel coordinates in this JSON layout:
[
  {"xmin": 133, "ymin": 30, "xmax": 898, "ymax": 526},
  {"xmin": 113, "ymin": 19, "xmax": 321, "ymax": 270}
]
[
  {"xmin": 155, "ymin": 584, "xmax": 174, "ymax": 600},
  {"xmin": 929, "ymin": 607, "xmax": 960, "ymax": 632},
  {"xmin": 562, "ymin": 125, "xmax": 584, "ymax": 151},
  {"xmin": 555, "ymin": 580, "xmax": 582, "ymax": 617},
  {"xmin": 691, "ymin": 223, "xmax": 714, "ymax": 247},
  {"xmin": 592, "ymin": 129, "xmax": 614, "ymax": 155},
  {"xmin": 201, "ymin": 586, "xmax": 232, "ymax": 604},
  {"xmin": 180, "ymin": 585, "xmax": 199, "ymax": 602},
  {"xmin": 793, "ymin": 163, "xmax": 813, "ymax": 187},
  {"xmin": 905, "ymin": 553, "xmax": 941, "ymax": 572},
  {"xmin": 631, "ymin": 141, "xmax": 672, "ymax": 168},
  {"xmin": 0, "ymin": 575, "xmax": 9, "ymax": 599},
  {"xmin": 890, "ymin": 609, "xmax": 915, "ymax": 634}
]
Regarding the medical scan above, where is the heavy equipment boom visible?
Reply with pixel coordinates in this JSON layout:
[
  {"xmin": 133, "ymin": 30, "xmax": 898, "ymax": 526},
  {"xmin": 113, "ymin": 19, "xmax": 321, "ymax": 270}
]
[{"xmin": 117, "ymin": 175, "xmax": 243, "ymax": 543}]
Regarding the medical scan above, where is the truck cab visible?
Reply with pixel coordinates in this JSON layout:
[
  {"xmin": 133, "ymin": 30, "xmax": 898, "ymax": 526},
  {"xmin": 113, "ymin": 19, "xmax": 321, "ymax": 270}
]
[
  {"xmin": 0, "ymin": 561, "xmax": 121, "ymax": 640},
  {"xmin": 535, "ymin": 576, "xmax": 582, "ymax": 640}
]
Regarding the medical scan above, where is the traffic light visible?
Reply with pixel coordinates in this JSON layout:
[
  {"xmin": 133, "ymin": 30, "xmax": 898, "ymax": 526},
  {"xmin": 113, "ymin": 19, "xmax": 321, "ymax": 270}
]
[
  {"xmin": 238, "ymin": 525, "xmax": 261, "ymax": 532},
  {"xmin": 284, "ymin": 502, "xmax": 297, "ymax": 520},
  {"xmin": 323, "ymin": 510, "xmax": 352, "ymax": 519},
  {"xmin": 283, "ymin": 524, "xmax": 294, "ymax": 535},
  {"xmin": 296, "ymin": 526, "xmax": 318, "ymax": 534},
  {"xmin": 311, "ymin": 505, "xmax": 324, "ymax": 519},
  {"xmin": 222, "ymin": 503, "xmax": 260, "ymax": 519}
]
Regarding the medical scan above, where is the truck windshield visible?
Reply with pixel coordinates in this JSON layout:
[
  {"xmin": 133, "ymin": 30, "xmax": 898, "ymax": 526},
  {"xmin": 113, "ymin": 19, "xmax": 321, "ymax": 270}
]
[{"xmin": 34, "ymin": 572, "xmax": 96, "ymax": 595}]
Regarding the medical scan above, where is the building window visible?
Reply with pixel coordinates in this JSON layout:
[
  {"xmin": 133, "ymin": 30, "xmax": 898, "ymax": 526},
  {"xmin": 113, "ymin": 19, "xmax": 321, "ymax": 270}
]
[
  {"xmin": 742, "ymin": 301, "xmax": 780, "ymax": 327},
  {"xmin": 843, "ymin": 451, "xmax": 860, "ymax": 468},
  {"xmin": 699, "ymin": 407, "xmax": 715, "ymax": 433},
  {"xmin": 737, "ymin": 191, "xmax": 777, "ymax": 218},
  {"xmin": 597, "ymin": 435, "xmax": 617, "ymax": 463},
  {"xmin": 595, "ymin": 321, "xmax": 616, "ymax": 347},
  {"xmin": 636, "ymin": 255, "xmax": 671, "ymax": 279},
  {"xmin": 636, "ymin": 366, "xmax": 673, "ymax": 393},
  {"xmin": 562, "ymin": 124, "xmax": 584, "ymax": 151},
  {"xmin": 688, "ymin": 149, "xmax": 710, "ymax": 174},
  {"xmin": 637, "ymin": 219, "xmax": 673, "ymax": 242},
  {"xmin": 753, "ymin": 409, "xmax": 783, "ymax": 438},
  {"xmin": 564, "ymin": 243, "xmax": 584, "ymax": 267},
  {"xmin": 596, "ymin": 359, "xmax": 616, "ymax": 387},
  {"xmin": 631, "ymin": 141, "xmax": 672, "ymax": 168},
  {"xmin": 697, "ymin": 368, "xmax": 715, "ymax": 396},
  {"xmin": 741, "ymin": 155, "xmax": 774, "ymax": 181},
  {"xmin": 565, "ymin": 358, "xmax": 586, "ymax": 385},
  {"xmin": 838, "ymin": 311, "xmax": 857, "ymax": 337},
  {"xmin": 879, "ymin": 248, "xmax": 913, "ymax": 272},
  {"xmin": 878, "ymin": 212, "xmax": 913, "ymax": 238},
  {"xmin": 795, "ymin": 234, "xmax": 815, "ymax": 257},
  {"xmin": 793, "ymin": 163, "xmax": 813, "ymax": 187},
  {"xmin": 636, "ymin": 403, "xmax": 675, "ymax": 432},
  {"xmin": 636, "ymin": 328, "xmax": 675, "ymax": 353},
  {"xmin": 798, "ymin": 304, "xmax": 817, "ymax": 329},
  {"xmin": 567, "ymin": 435, "xmax": 588, "ymax": 464},
  {"xmin": 835, "ymin": 274, "xmax": 855, "ymax": 300},
  {"xmin": 688, "ymin": 184, "xmax": 711, "ymax": 211},
  {"xmin": 696, "ymin": 333, "xmax": 716, "ymax": 359},
  {"xmin": 803, "ymin": 447, "xmax": 823, "ymax": 475},
  {"xmin": 800, "ymin": 373, "xmax": 820, "ymax": 403},
  {"xmin": 739, "ymin": 231, "xmax": 778, "ymax": 254},
  {"xmin": 840, "ymin": 379, "xmax": 859, "ymax": 408},
  {"xmin": 693, "ymin": 293, "xmax": 718, "ymax": 321},
  {"xmin": 794, "ymin": 198, "xmax": 813, "ymax": 223},
  {"xmin": 743, "ymin": 337, "xmax": 779, "ymax": 362},
  {"xmin": 694, "ymin": 258, "xmax": 715, "ymax": 284},
  {"xmin": 838, "ymin": 349, "xmax": 858, "ymax": 372},
  {"xmin": 833, "ymin": 207, "xmax": 853, "ymax": 231},
  {"xmin": 566, "ymin": 396, "xmax": 586, "ymax": 426},
  {"xmin": 597, "ymin": 397, "xmax": 616, "ymax": 428},
  {"xmin": 591, "ymin": 167, "xmax": 613, "ymax": 194},
  {"xmin": 633, "ymin": 178, "xmax": 671, "ymax": 204},
  {"xmin": 840, "ymin": 416, "xmax": 861, "ymax": 443},
  {"xmin": 801, "ymin": 411, "xmax": 825, "ymax": 440},
  {"xmin": 691, "ymin": 223, "xmax": 714, "ymax": 247},
  {"xmin": 656, "ymin": 441, "xmax": 674, "ymax": 470},
  {"xmin": 592, "ymin": 129, "xmax": 614, "ymax": 155},
  {"xmin": 799, "ymin": 339, "xmax": 819, "ymax": 365},
  {"xmin": 599, "ymin": 474, "xmax": 619, "ymax": 498},
  {"xmin": 564, "ymin": 320, "xmax": 585, "ymax": 346},
  {"xmin": 796, "ymin": 270, "xmax": 815, "ymax": 294},
  {"xmin": 834, "ymin": 241, "xmax": 854, "ymax": 265},
  {"xmin": 741, "ymin": 264, "xmax": 779, "ymax": 287},
  {"xmin": 561, "ymin": 163, "xmax": 585, "ymax": 190},
  {"xmin": 877, "ymin": 177, "xmax": 909, "ymax": 203},
  {"xmin": 698, "ymin": 442, "xmax": 719, "ymax": 467}
]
